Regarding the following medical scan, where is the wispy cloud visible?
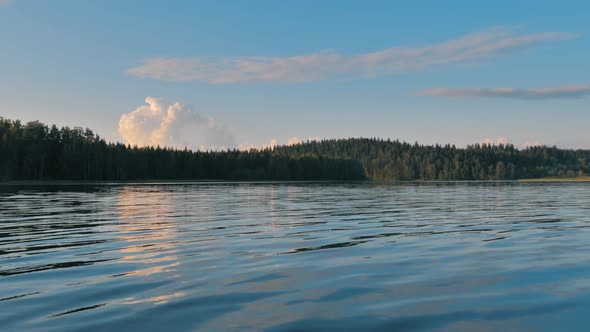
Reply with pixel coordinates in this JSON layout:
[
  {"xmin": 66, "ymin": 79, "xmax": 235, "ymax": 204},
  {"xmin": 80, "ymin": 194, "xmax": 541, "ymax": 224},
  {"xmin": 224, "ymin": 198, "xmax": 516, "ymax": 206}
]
[
  {"xmin": 417, "ymin": 85, "xmax": 590, "ymax": 100},
  {"xmin": 127, "ymin": 27, "xmax": 576, "ymax": 84}
]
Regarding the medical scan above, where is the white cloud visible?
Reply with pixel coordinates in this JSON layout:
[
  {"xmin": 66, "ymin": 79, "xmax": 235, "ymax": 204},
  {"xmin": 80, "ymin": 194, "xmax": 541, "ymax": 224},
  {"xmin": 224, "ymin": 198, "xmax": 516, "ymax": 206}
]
[
  {"xmin": 118, "ymin": 100, "xmax": 322, "ymax": 151},
  {"xmin": 481, "ymin": 137, "xmax": 509, "ymax": 146},
  {"xmin": 118, "ymin": 97, "xmax": 235, "ymax": 151},
  {"xmin": 287, "ymin": 136, "xmax": 304, "ymax": 146},
  {"xmin": 127, "ymin": 27, "xmax": 576, "ymax": 84},
  {"xmin": 480, "ymin": 137, "xmax": 545, "ymax": 148},
  {"xmin": 287, "ymin": 136, "xmax": 321, "ymax": 145},
  {"xmin": 523, "ymin": 140, "xmax": 542, "ymax": 148},
  {"xmin": 237, "ymin": 136, "xmax": 320, "ymax": 151},
  {"xmin": 238, "ymin": 138, "xmax": 279, "ymax": 151},
  {"xmin": 417, "ymin": 85, "xmax": 590, "ymax": 100}
]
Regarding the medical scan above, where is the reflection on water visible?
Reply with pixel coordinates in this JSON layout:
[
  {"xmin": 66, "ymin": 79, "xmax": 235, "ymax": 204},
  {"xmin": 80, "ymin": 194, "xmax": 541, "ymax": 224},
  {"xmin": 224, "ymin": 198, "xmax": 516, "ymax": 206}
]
[
  {"xmin": 117, "ymin": 188, "xmax": 177, "ymax": 274},
  {"xmin": 1, "ymin": 182, "xmax": 590, "ymax": 331},
  {"xmin": 115, "ymin": 188, "xmax": 184, "ymax": 304}
]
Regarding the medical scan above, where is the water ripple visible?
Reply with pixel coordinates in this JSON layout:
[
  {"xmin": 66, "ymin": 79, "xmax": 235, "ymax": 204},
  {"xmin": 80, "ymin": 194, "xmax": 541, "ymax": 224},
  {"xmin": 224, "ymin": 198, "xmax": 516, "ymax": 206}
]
[{"xmin": 1, "ymin": 182, "xmax": 590, "ymax": 331}]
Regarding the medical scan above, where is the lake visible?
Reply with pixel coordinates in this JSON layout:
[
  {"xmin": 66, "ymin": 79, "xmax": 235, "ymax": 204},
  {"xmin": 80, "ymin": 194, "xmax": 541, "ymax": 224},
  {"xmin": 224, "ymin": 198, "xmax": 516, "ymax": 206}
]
[{"xmin": 1, "ymin": 182, "xmax": 590, "ymax": 331}]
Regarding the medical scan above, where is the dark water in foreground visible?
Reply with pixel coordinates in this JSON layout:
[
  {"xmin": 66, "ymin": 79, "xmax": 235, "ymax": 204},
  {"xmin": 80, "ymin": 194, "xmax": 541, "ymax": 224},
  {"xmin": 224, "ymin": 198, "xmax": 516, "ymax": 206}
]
[{"xmin": 2, "ymin": 182, "xmax": 590, "ymax": 331}]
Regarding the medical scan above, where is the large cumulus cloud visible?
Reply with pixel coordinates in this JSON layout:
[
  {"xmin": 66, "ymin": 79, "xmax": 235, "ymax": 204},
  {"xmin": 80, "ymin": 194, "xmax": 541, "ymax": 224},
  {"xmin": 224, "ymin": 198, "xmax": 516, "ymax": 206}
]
[{"xmin": 118, "ymin": 97, "xmax": 235, "ymax": 151}]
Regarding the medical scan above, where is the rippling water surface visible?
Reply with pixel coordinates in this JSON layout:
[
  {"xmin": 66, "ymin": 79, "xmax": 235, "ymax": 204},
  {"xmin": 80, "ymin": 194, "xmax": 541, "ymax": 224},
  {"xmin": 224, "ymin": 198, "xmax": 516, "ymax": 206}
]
[{"xmin": 2, "ymin": 182, "xmax": 590, "ymax": 331}]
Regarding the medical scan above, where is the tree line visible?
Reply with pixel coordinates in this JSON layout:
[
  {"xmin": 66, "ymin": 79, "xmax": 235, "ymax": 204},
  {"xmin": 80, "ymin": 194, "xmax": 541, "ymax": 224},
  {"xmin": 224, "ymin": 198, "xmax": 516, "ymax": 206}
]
[
  {"xmin": 0, "ymin": 118, "xmax": 363, "ymax": 181},
  {"xmin": 276, "ymin": 138, "xmax": 589, "ymax": 180},
  {"xmin": 1, "ymin": 118, "xmax": 588, "ymax": 181}
]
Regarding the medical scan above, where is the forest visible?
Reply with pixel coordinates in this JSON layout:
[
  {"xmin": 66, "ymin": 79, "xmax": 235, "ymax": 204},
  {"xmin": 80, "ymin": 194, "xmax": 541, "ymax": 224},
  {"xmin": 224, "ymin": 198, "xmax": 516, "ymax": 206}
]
[{"xmin": 1, "ymin": 118, "xmax": 588, "ymax": 181}]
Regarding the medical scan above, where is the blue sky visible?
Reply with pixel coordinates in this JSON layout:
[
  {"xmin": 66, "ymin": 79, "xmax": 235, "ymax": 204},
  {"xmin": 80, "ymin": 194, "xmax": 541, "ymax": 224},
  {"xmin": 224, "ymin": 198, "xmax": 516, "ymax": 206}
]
[{"xmin": 1, "ymin": 0, "xmax": 589, "ymax": 149}]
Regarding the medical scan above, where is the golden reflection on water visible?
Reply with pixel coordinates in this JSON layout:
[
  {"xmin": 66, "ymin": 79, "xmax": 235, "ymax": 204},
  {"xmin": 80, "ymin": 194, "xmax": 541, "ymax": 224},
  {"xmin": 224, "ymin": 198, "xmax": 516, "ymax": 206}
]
[
  {"xmin": 269, "ymin": 185, "xmax": 277, "ymax": 230},
  {"xmin": 121, "ymin": 292, "xmax": 187, "ymax": 305},
  {"xmin": 116, "ymin": 187, "xmax": 185, "ymax": 304}
]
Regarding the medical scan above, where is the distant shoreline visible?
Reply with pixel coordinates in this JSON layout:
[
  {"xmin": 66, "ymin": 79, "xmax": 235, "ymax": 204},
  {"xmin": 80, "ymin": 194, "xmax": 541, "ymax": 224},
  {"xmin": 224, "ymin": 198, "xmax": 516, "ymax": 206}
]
[
  {"xmin": 519, "ymin": 176, "xmax": 590, "ymax": 182},
  {"xmin": 2, "ymin": 179, "xmax": 590, "ymax": 186},
  {"xmin": 0, "ymin": 180, "xmax": 358, "ymax": 186},
  {"xmin": 3, "ymin": 118, "xmax": 590, "ymax": 183}
]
